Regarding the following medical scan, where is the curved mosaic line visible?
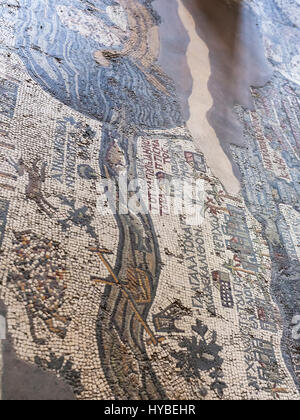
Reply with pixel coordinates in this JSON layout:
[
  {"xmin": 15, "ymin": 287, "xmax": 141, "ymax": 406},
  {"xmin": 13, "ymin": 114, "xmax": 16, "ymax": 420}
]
[
  {"xmin": 0, "ymin": 0, "xmax": 298, "ymax": 400},
  {"xmin": 13, "ymin": 0, "xmax": 183, "ymax": 399}
]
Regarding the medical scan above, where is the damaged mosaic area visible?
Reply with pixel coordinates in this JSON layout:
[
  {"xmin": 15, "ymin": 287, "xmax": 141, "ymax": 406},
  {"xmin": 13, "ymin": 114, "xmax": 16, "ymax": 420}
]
[{"xmin": 0, "ymin": 0, "xmax": 299, "ymax": 400}]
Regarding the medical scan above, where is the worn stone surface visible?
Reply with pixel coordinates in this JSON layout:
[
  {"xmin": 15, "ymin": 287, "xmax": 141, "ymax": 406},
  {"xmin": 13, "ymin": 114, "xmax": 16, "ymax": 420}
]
[
  {"xmin": 0, "ymin": 0, "xmax": 298, "ymax": 400},
  {"xmin": 0, "ymin": 299, "xmax": 75, "ymax": 400}
]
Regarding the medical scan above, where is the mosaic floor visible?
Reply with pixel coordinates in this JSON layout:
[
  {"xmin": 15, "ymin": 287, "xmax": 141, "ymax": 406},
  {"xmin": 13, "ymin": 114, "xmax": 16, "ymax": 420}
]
[{"xmin": 0, "ymin": 0, "xmax": 299, "ymax": 400}]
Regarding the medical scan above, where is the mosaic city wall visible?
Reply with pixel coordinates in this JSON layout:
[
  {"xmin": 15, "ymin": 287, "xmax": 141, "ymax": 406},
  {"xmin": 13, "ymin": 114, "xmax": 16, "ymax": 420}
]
[{"xmin": 0, "ymin": 0, "xmax": 299, "ymax": 400}]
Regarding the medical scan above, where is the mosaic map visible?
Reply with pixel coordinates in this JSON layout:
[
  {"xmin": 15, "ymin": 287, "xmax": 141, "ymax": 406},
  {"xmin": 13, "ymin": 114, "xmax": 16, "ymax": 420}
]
[{"xmin": 0, "ymin": 0, "xmax": 299, "ymax": 400}]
